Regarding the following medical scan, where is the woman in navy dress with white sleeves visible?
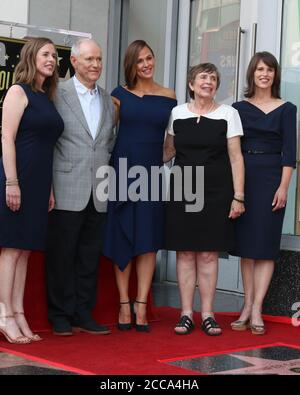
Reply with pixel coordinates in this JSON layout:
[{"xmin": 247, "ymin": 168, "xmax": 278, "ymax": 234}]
[{"xmin": 231, "ymin": 52, "xmax": 297, "ymax": 335}]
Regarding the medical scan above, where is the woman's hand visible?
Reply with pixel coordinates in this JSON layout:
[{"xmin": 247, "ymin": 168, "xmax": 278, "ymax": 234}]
[
  {"xmin": 229, "ymin": 199, "xmax": 245, "ymax": 219},
  {"xmin": 111, "ymin": 96, "xmax": 120, "ymax": 126},
  {"xmin": 6, "ymin": 185, "xmax": 21, "ymax": 212},
  {"xmin": 48, "ymin": 188, "xmax": 55, "ymax": 212},
  {"xmin": 163, "ymin": 134, "xmax": 176, "ymax": 163},
  {"xmin": 272, "ymin": 186, "xmax": 288, "ymax": 211}
]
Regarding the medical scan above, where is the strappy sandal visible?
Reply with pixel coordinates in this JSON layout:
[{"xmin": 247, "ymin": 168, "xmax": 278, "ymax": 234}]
[
  {"xmin": 0, "ymin": 315, "xmax": 31, "ymax": 344},
  {"xmin": 117, "ymin": 301, "xmax": 132, "ymax": 331},
  {"xmin": 14, "ymin": 312, "xmax": 43, "ymax": 341},
  {"xmin": 174, "ymin": 315, "xmax": 194, "ymax": 335},
  {"xmin": 201, "ymin": 316, "xmax": 222, "ymax": 336}
]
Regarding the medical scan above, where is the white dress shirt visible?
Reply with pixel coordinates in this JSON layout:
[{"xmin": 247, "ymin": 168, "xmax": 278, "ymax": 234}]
[{"xmin": 73, "ymin": 75, "xmax": 101, "ymax": 139}]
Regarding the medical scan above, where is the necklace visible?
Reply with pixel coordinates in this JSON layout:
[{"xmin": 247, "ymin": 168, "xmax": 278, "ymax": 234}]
[{"xmin": 190, "ymin": 100, "xmax": 216, "ymax": 123}]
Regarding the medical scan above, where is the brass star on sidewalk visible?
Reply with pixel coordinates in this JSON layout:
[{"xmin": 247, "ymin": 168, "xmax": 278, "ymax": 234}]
[{"xmin": 213, "ymin": 354, "xmax": 300, "ymax": 375}]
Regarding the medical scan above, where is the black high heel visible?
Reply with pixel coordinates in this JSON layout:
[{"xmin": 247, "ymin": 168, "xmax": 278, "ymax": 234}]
[
  {"xmin": 133, "ymin": 300, "xmax": 150, "ymax": 332},
  {"xmin": 117, "ymin": 301, "xmax": 132, "ymax": 331}
]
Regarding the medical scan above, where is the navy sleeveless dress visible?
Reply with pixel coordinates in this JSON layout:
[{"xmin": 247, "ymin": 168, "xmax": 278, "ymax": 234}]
[
  {"xmin": 232, "ymin": 101, "xmax": 297, "ymax": 260},
  {"xmin": 0, "ymin": 83, "xmax": 64, "ymax": 251},
  {"xmin": 102, "ymin": 86, "xmax": 177, "ymax": 270}
]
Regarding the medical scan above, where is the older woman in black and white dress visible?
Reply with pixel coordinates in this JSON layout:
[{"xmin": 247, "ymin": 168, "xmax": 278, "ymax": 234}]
[{"xmin": 164, "ymin": 63, "xmax": 245, "ymax": 336}]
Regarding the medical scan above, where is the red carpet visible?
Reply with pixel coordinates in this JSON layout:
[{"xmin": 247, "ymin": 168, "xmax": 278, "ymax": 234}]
[
  {"xmin": 0, "ymin": 307, "xmax": 299, "ymax": 375},
  {"xmin": 23, "ymin": 252, "xmax": 157, "ymax": 331}
]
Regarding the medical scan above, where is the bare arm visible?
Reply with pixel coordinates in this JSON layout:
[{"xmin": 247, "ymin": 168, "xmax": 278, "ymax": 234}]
[
  {"xmin": 227, "ymin": 136, "xmax": 245, "ymax": 219},
  {"xmin": 111, "ymin": 96, "xmax": 120, "ymax": 126},
  {"xmin": 1, "ymin": 85, "xmax": 28, "ymax": 211},
  {"xmin": 162, "ymin": 88, "xmax": 176, "ymax": 100},
  {"xmin": 48, "ymin": 185, "xmax": 55, "ymax": 212},
  {"xmin": 272, "ymin": 166, "xmax": 294, "ymax": 211},
  {"xmin": 163, "ymin": 134, "xmax": 176, "ymax": 163}
]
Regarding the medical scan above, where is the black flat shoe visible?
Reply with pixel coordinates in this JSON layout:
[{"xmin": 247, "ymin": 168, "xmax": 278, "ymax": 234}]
[
  {"xmin": 118, "ymin": 301, "xmax": 132, "ymax": 331},
  {"xmin": 133, "ymin": 300, "xmax": 150, "ymax": 332}
]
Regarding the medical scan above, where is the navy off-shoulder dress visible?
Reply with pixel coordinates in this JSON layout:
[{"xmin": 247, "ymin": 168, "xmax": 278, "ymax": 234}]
[
  {"xmin": 102, "ymin": 86, "xmax": 177, "ymax": 270},
  {"xmin": 232, "ymin": 100, "xmax": 297, "ymax": 260}
]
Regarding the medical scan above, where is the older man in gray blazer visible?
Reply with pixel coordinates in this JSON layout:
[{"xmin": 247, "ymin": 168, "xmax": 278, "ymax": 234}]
[{"xmin": 46, "ymin": 38, "xmax": 116, "ymax": 335}]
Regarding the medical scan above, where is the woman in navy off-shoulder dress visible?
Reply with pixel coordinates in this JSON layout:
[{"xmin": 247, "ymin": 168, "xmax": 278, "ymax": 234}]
[
  {"xmin": 0, "ymin": 38, "xmax": 63, "ymax": 344},
  {"xmin": 231, "ymin": 52, "xmax": 297, "ymax": 335},
  {"xmin": 103, "ymin": 40, "xmax": 176, "ymax": 331}
]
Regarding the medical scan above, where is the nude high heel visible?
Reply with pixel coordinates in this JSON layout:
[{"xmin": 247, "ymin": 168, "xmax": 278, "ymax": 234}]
[
  {"xmin": 14, "ymin": 312, "xmax": 43, "ymax": 341},
  {"xmin": 0, "ymin": 315, "xmax": 31, "ymax": 344}
]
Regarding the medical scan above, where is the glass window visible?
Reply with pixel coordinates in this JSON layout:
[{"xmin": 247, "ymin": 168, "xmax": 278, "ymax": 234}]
[
  {"xmin": 119, "ymin": 0, "xmax": 168, "ymax": 86},
  {"xmin": 28, "ymin": 0, "xmax": 110, "ymax": 86},
  {"xmin": 189, "ymin": 0, "xmax": 241, "ymax": 104},
  {"xmin": 281, "ymin": 0, "xmax": 300, "ymax": 235}
]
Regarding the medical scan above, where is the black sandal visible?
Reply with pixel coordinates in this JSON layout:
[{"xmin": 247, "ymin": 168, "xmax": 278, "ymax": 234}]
[
  {"xmin": 201, "ymin": 316, "xmax": 222, "ymax": 336},
  {"xmin": 174, "ymin": 315, "xmax": 194, "ymax": 335}
]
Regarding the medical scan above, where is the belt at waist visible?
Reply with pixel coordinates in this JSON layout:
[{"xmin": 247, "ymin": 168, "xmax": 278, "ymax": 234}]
[{"xmin": 242, "ymin": 150, "xmax": 282, "ymax": 155}]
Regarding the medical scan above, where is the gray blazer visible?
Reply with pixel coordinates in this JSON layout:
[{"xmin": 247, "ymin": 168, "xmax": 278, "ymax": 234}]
[{"xmin": 52, "ymin": 78, "xmax": 116, "ymax": 212}]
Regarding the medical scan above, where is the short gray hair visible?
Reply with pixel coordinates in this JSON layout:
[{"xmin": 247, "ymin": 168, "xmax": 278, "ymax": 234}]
[
  {"xmin": 71, "ymin": 38, "xmax": 101, "ymax": 57},
  {"xmin": 187, "ymin": 63, "xmax": 221, "ymax": 99}
]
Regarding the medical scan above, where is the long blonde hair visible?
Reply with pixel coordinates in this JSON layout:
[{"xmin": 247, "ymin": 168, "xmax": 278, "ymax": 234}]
[{"xmin": 14, "ymin": 37, "xmax": 59, "ymax": 100}]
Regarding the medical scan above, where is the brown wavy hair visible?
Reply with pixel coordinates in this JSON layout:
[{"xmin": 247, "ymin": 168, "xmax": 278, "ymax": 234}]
[
  {"xmin": 14, "ymin": 37, "xmax": 59, "ymax": 100},
  {"xmin": 244, "ymin": 52, "xmax": 281, "ymax": 98},
  {"xmin": 124, "ymin": 40, "xmax": 155, "ymax": 89}
]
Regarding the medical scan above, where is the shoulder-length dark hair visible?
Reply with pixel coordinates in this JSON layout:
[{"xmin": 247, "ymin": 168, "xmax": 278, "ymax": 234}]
[
  {"xmin": 124, "ymin": 40, "xmax": 155, "ymax": 89},
  {"xmin": 244, "ymin": 51, "xmax": 281, "ymax": 99},
  {"xmin": 14, "ymin": 37, "xmax": 59, "ymax": 100}
]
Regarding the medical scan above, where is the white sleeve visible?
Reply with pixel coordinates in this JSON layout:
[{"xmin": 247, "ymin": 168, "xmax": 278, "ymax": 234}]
[
  {"xmin": 227, "ymin": 107, "xmax": 244, "ymax": 138},
  {"xmin": 167, "ymin": 110, "xmax": 175, "ymax": 136}
]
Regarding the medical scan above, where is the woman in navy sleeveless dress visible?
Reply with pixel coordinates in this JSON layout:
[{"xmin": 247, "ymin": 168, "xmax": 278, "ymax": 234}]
[
  {"xmin": 103, "ymin": 41, "xmax": 176, "ymax": 331},
  {"xmin": 0, "ymin": 38, "xmax": 63, "ymax": 344},
  {"xmin": 230, "ymin": 52, "xmax": 297, "ymax": 335}
]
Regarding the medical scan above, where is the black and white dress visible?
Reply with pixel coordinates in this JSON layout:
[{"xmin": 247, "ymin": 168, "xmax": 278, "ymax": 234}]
[{"xmin": 165, "ymin": 103, "xmax": 243, "ymax": 252}]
